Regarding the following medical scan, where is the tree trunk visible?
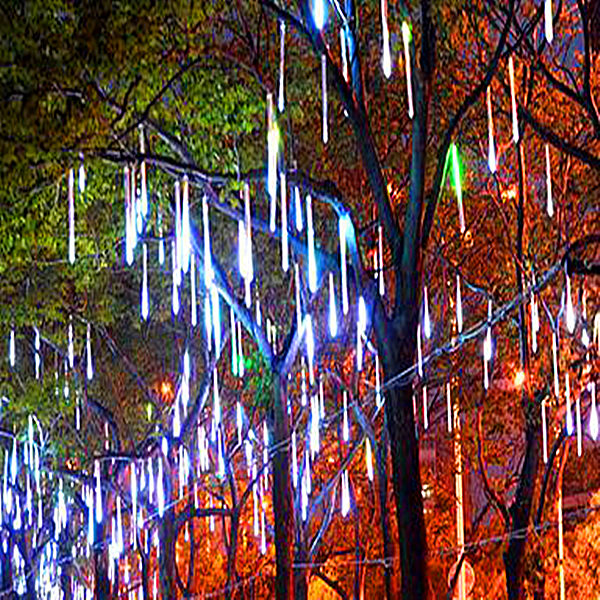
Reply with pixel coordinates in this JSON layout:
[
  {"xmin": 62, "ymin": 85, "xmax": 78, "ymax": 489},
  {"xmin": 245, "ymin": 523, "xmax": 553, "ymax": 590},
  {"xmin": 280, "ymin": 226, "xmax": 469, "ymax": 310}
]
[
  {"xmin": 375, "ymin": 438, "xmax": 395, "ymax": 600},
  {"xmin": 159, "ymin": 496, "xmax": 177, "ymax": 598},
  {"xmin": 94, "ymin": 519, "xmax": 111, "ymax": 600},
  {"xmin": 271, "ymin": 371, "xmax": 295, "ymax": 600},
  {"xmin": 381, "ymin": 328, "xmax": 428, "ymax": 600}
]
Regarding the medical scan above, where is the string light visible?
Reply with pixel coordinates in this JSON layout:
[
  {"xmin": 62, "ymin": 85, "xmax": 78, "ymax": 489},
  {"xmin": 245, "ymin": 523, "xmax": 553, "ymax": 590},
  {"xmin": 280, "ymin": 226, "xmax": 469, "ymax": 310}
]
[
  {"xmin": 328, "ymin": 272, "xmax": 338, "ymax": 337},
  {"xmin": 545, "ymin": 0, "xmax": 553, "ymax": 43},
  {"xmin": 508, "ymin": 56, "xmax": 519, "ymax": 143},
  {"xmin": 141, "ymin": 243, "xmax": 149, "ymax": 320},
  {"xmin": 401, "ymin": 22, "xmax": 414, "ymax": 118},
  {"xmin": 321, "ymin": 54, "xmax": 328, "ymax": 144},
  {"xmin": 486, "ymin": 86, "xmax": 497, "ymax": 173},
  {"xmin": 339, "ymin": 215, "xmax": 349, "ymax": 315},
  {"xmin": 68, "ymin": 169, "xmax": 75, "ymax": 264},
  {"xmin": 278, "ymin": 21, "xmax": 286, "ymax": 112},
  {"xmin": 545, "ymin": 144, "xmax": 554, "ymax": 218},
  {"xmin": 306, "ymin": 194, "xmax": 317, "ymax": 293},
  {"xmin": 381, "ymin": 0, "xmax": 391, "ymax": 78}
]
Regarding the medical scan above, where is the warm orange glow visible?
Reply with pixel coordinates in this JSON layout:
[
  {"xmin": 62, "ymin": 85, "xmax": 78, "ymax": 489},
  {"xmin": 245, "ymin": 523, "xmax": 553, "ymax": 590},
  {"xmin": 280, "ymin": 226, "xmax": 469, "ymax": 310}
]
[
  {"xmin": 514, "ymin": 370, "xmax": 525, "ymax": 387},
  {"xmin": 160, "ymin": 380, "xmax": 174, "ymax": 401}
]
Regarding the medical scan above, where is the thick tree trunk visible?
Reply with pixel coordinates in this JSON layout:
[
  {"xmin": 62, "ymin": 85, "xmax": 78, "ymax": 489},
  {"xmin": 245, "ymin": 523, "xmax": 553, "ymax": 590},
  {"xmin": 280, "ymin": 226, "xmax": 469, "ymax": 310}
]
[
  {"xmin": 375, "ymin": 439, "xmax": 395, "ymax": 600},
  {"xmin": 503, "ymin": 422, "xmax": 540, "ymax": 599},
  {"xmin": 381, "ymin": 328, "xmax": 428, "ymax": 600},
  {"xmin": 271, "ymin": 371, "xmax": 295, "ymax": 600},
  {"xmin": 159, "ymin": 500, "xmax": 177, "ymax": 598},
  {"xmin": 94, "ymin": 519, "xmax": 111, "ymax": 600}
]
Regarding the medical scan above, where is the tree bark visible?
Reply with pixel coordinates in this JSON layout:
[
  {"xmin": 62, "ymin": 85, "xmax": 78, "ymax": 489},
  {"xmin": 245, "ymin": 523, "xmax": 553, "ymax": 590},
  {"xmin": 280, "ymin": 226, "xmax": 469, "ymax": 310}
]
[
  {"xmin": 375, "ymin": 437, "xmax": 395, "ymax": 600},
  {"xmin": 271, "ymin": 371, "xmax": 295, "ymax": 600},
  {"xmin": 381, "ymin": 326, "xmax": 428, "ymax": 600},
  {"xmin": 159, "ymin": 490, "xmax": 177, "ymax": 598}
]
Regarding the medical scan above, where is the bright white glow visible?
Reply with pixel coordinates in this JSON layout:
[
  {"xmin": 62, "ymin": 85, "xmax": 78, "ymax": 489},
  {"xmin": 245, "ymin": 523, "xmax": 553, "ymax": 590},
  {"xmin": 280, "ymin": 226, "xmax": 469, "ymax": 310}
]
[
  {"xmin": 95, "ymin": 462, "xmax": 102, "ymax": 524},
  {"xmin": 278, "ymin": 21, "xmax": 285, "ymax": 112},
  {"xmin": 402, "ymin": 22, "xmax": 414, "ymax": 119},
  {"xmin": 381, "ymin": 0, "xmax": 391, "ymax": 78},
  {"xmin": 313, "ymin": 0, "xmax": 326, "ymax": 30},
  {"xmin": 456, "ymin": 275, "xmax": 463, "ymax": 334},
  {"xmin": 553, "ymin": 331, "xmax": 560, "ymax": 398},
  {"xmin": 68, "ymin": 169, "xmax": 75, "ymax": 264},
  {"xmin": 508, "ymin": 57, "xmax": 519, "ymax": 143},
  {"xmin": 341, "ymin": 470, "xmax": 350, "ymax": 517},
  {"xmin": 141, "ymin": 243, "xmax": 149, "ymax": 320},
  {"xmin": 446, "ymin": 381, "xmax": 452, "ymax": 433},
  {"xmin": 484, "ymin": 300, "xmax": 493, "ymax": 362},
  {"xmin": 305, "ymin": 314, "xmax": 315, "ymax": 385},
  {"xmin": 291, "ymin": 430, "xmax": 298, "ymax": 489},
  {"xmin": 545, "ymin": 144, "xmax": 553, "ymax": 217},
  {"xmin": 9, "ymin": 328, "xmax": 15, "ymax": 368},
  {"xmin": 173, "ymin": 397, "xmax": 181, "ymax": 438},
  {"xmin": 294, "ymin": 263, "xmax": 302, "ymax": 333},
  {"xmin": 342, "ymin": 390, "xmax": 349, "ymax": 442},
  {"xmin": 310, "ymin": 394, "xmax": 320, "ymax": 457},
  {"xmin": 190, "ymin": 253, "xmax": 197, "ymax": 327},
  {"xmin": 139, "ymin": 130, "xmax": 148, "ymax": 218},
  {"xmin": 171, "ymin": 241, "xmax": 179, "ymax": 316},
  {"xmin": 375, "ymin": 354, "xmax": 382, "ymax": 408},
  {"xmin": 339, "ymin": 216, "xmax": 349, "ymax": 315},
  {"xmin": 281, "ymin": 172, "xmax": 289, "ymax": 272},
  {"xmin": 340, "ymin": 27, "xmax": 349, "ymax": 81},
  {"xmin": 365, "ymin": 438, "xmax": 374, "ymax": 481},
  {"xmin": 423, "ymin": 286, "xmax": 431, "ymax": 339},
  {"xmin": 545, "ymin": 0, "xmax": 553, "ymax": 43},
  {"xmin": 306, "ymin": 195, "xmax": 317, "ymax": 293},
  {"xmin": 157, "ymin": 459, "xmax": 165, "ymax": 518},
  {"xmin": 423, "ymin": 386, "xmax": 429, "ymax": 429},
  {"xmin": 78, "ymin": 158, "xmax": 86, "ymax": 194},
  {"xmin": 328, "ymin": 272, "xmax": 338, "ymax": 337},
  {"xmin": 181, "ymin": 176, "xmax": 191, "ymax": 273},
  {"xmin": 267, "ymin": 94, "xmax": 278, "ymax": 230},
  {"xmin": 417, "ymin": 323, "xmax": 423, "ymax": 377},
  {"xmin": 294, "ymin": 186, "xmax": 303, "ymax": 232},
  {"xmin": 531, "ymin": 288, "xmax": 539, "ymax": 353},
  {"xmin": 378, "ymin": 225, "xmax": 385, "ymax": 296},
  {"xmin": 124, "ymin": 167, "xmax": 134, "ymax": 266},
  {"xmin": 487, "ymin": 86, "xmax": 496, "ymax": 173},
  {"xmin": 231, "ymin": 308, "xmax": 238, "ymax": 377},
  {"xmin": 358, "ymin": 296, "xmax": 367, "ymax": 334},
  {"xmin": 34, "ymin": 327, "xmax": 40, "ymax": 379},
  {"xmin": 565, "ymin": 372, "xmax": 573, "ymax": 435},
  {"xmin": 86, "ymin": 323, "xmax": 93, "ymax": 380},
  {"xmin": 565, "ymin": 273, "xmax": 575, "ymax": 333},
  {"xmin": 321, "ymin": 54, "xmax": 328, "ymax": 144},
  {"xmin": 590, "ymin": 383, "xmax": 598, "ymax": 441},
  {"xmin": 237, "ymin": 321, "xmax": 245, "ymax": 377},
  {"xmin": 243, "ymin": 183, "xmax": 254, "ymax": 307},
  {"xmin": 68, "ymin": 318, "xmax": 74, "ymax": 369},
  {"xmin": 158, "ymin": 209, "xmax": 165, "ymax": 266}
]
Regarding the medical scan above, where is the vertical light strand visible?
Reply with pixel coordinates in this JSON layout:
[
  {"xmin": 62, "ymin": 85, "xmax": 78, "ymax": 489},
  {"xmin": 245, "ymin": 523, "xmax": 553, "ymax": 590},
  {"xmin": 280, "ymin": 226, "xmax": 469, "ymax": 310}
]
[
  {"xmin": 446, "ymin": 381, "xmax": 452, "ymax": 433},
  {"xmin": 321, "ymin": 54, "xmax": 328, "ymax": 144},
  {"xmin": 174, "ymin": 181, "xmax": 182, "ymax": 285},
  {"xmin": 565, "ymin": 372, "xmax": 573, "ymax": 435},
  {"xmin": 281, "ymin": 172, "xmax": 289, "ymax": 272},
  {"xmin": 423, "ymin": 286, "xmax": 431, "ymax": 339},
  {"xmin": 267, "ymin": 94, "xmax": 278, "ymax": 232},
  {"xmin": 157, "ymin": 206, "xmax": 165, "ymax": 266},
  {"xmin": 486, "ymin": 86, "xmax": 497, "ymax": 173},
  {"xmin": 306, "ymin": 195, "xmax": 317, "ymax": 293},
  {"xmin": 545, "ymin": 0, "xmax": 553, "ymax": 43},
  {"xmin": 422, "ymin": 386, "xmax": 429, "ymax": 430},
  {"xmin": 451, "ymin": 144, "xmax": 465, "ymax": 234},
  {"xmin": 294, "ymin": 185, "xmax": 303, "ymax": 232},
  {"xmin": 378, "ymin": 225, "xmax": 385, "ymax": 296},
  {"xmin": 508, "ymin": 56, "xmax": 519, "ymax": 144},
  {"xmin": 190, "ymin": 253, "xmax": 197, "ymax": 328},
  {"xmin": 401, "ymin": 22, "xmax": 414, "ymax": 118},
  {"xmin": 244, "ymin": 183, "xmax": 254, "ymax": 308},
  {"xmin": 141, "ymin": 243, "xmax": 149, "ymax": 321},
  {"xmin": 565, "ymin": 271, "xmax": 575, "ymax": 334},
  {"xmin": 328, "ymin": 272, "xmax": 338, "ymax": 337},
  {"xmin": 34, "ymin": 328, "xmax": 41, "ymax": 379},
  {"xmin": 9, "ymin": 327, "xmax": 15, "ymax": 368},
  {"xmin": 589, "ymin": 382, "xmax": 598, "ymax": 441},
  {"xmin": 68, "ymin": 317, "xmax": 74, "ymax": 370},
  {"xmin": 139, "ymin": 127, "xmax": 148, "ymax": 218},
  {"xmin": 456, "ymin": 275, "xmax": 463, "ymax": 334},
  {"xmin": 552, "ymin": 330, "xmax": 560, "ymax": 398},
  {"xmin": 339, "ymin": 216, "xmax": 349, "ymax": 315},
  {"xmin": 86, "ymin": 323, "xmax": 93, "ymax": 381},
  {"xmin": 171, "ymin": 241, "xmax": 180, "ymax": 316},
  {"xmin": 381, "ymin": 0, "xmax": 391, "ymax": 78},
  {"xmin": 340, "ymin": 27, "xmax": 349, "ymax": 82},
  {"xmin": 181, "ymin": 176, "xmax": 191, "ymax": 274},
  {"xmin": 278, "ymin": 21, "xmax": 286, "ymax": 112},
  {"xmin": 68, "ymin": 169, "xmax": 75, "ymax": 264},
  {"xmin": 230, "ymin": 308, "xmax": 238, "ymax": 377},
  {"xmin": 545, "ymin": 144, "xmax": 554, "ymax": 218}
]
